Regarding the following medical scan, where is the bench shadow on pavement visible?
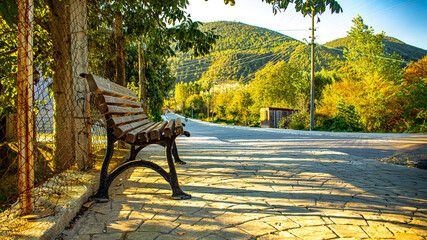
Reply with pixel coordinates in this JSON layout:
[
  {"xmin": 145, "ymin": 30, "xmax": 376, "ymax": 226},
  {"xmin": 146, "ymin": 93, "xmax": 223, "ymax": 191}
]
[{"xmin": 86, "ymin": 136, "xmax": 427, "ymax": 239}]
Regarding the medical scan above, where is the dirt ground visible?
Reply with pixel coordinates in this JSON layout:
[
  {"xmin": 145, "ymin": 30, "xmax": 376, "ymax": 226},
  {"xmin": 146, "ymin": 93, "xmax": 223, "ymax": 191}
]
[{"xmin": 379, "ymin": 143, "xmax": 427, "ymax": 169}]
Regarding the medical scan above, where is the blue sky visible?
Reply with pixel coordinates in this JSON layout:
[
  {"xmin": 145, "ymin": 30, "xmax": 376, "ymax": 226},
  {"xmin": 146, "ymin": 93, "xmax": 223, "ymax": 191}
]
[{"xmin": 185, "ymin": 0, "xmax": 427, "ymax": 50}]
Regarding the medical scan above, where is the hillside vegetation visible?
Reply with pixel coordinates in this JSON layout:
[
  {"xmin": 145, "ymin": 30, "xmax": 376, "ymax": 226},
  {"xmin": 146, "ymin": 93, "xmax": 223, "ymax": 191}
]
[
  {"xmin": 169, "ymin": 21, "xmax": 426, "ymax": 85},
  {"xmin": 169, "ymin": 21, "xmax": 342, "ymax": 84},
  {"xmin": 167, "ymin": 19, "xmax": 427, "ymax": 133}
]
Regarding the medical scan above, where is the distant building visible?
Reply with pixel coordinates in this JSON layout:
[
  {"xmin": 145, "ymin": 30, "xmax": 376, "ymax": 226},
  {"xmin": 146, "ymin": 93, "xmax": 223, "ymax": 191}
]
[
  {"xmin": 162, "ymin": 108, "xmax": 175, "ymax": 114},
  {"xmin": 260, "ymin": 107, "xmax": 298, "ymax": 128}
]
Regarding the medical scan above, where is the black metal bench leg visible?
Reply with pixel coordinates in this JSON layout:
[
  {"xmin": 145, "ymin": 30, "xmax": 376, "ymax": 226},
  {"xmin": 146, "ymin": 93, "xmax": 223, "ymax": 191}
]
[
  {"xmin": 126, "ymin": 145, "xmax": 144, "ymax": 162},
  {"xmin": 172, "ymin": 141, "xmax": 186, "ymax": 165},
  {"xmin": 92, "ymin": 129, "xmax": 116, "ymax": 202},
  {"xmin": 166, "ymin": 138, "xmax": 191, "ymax": 200}
]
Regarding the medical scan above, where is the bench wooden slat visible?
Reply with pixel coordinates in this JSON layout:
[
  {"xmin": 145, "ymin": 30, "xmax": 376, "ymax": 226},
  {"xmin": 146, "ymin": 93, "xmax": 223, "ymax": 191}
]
[
  {"xmin": 107, "ymin": 114, "xmax": 148, "ymax": 128},
  {"xmin": 86, "ymin": 74, "xmax": 139, "ymax": 101},
  {"xmin": 97, "ymin": 95, "xmax": 142, "ymax": 108},
  {"xmin": 175, "ymin": 118, "xmax": 183, "ymax": 135},
  {"xmin": 149, "ymin": 121, "xmax": 168, "ymax": 140},
  {"xmin": 137, "ymin": 122, "xmax": 162, "ymax": 142},
  {"xmin": 99, "ymin": 105, "xmax": 145, "ymax": 115},
  {"xmin": 113, "ymin": 120, "xmax": 152, "ymax": 139},
  {"xmin": 125, "ymin": 121, "xmax": 155, "ymax": 143},
  {"xmin": 163, "ymin": 119, "xmax": 175, "ymax": 138}
]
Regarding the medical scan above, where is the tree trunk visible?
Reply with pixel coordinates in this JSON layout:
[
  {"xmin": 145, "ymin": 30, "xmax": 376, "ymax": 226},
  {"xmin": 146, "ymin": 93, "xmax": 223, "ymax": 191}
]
[
  {"xmin": 114, "ymin": 11, "xmax": 126, "ymax": 149},
  {"xmin": 138, "ymin": 40, "xmax": 147, "ymax": 112},
  {"xmin": 70, "ymin": 0, "xmax": 91, "ymax": 170},
  {"xmin": 114, "ymin": 11, "xmax": 125, "ymax": 86},
  {"xmin": 47, "ymin": 0, "xmax": 76, "ymax": 171}
]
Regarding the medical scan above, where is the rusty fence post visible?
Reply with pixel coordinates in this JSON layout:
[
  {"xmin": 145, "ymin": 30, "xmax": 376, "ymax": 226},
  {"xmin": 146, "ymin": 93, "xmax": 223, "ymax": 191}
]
[{"xmin": 17, "ymin": 0, "xmax": 34, "ymax": 215}]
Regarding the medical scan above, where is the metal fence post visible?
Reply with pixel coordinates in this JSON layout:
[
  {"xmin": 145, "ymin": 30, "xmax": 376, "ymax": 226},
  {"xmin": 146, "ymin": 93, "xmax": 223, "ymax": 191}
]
[{"xmin": 17, "ymin": 0, "xmax": 34, "ymax": 215}]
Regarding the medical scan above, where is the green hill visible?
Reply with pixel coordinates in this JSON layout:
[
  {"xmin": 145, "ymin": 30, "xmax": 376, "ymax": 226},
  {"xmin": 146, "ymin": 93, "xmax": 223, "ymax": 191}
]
[
  {"xmin": 169, "ymin": 21, "xmax": 302, "ymax": 84},
  {"xmin": 324, "ymin": 36, "xmax": 427, "ymax": 63},
  {"xmin": 169, "ymin": 21, "xmax": 426, "ymax": 84}
]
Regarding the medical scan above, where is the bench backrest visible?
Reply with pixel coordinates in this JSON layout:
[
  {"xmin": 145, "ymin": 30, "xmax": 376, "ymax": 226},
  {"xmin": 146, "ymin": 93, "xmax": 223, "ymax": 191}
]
[{"xmin": 83, "ymin": 74, "xmax": 181, "ymax": 143}]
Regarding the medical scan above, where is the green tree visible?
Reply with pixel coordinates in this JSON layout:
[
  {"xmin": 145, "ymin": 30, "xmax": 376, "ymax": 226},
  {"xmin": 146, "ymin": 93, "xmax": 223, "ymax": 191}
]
[
  {"xmin": 344, "ymin": 15, "xmax": 402, "ymax": 82},
  {"xmin": 247, "ymin": 0, "xmax": 343, "ymax": 17},
  {"xmin": 174, "ymin": 82, "xmax": 189, "ymax": 115},
  {"xmin": 318, "ymin": 16, "xmax": 407, "ymax": 132},
  {"xmin": 249, "ymin": 61, "xmax": 304, "ymax": 109},
  {"xmin": 87, "ymin": 0, "xmax": 218, "ymax": 120}
]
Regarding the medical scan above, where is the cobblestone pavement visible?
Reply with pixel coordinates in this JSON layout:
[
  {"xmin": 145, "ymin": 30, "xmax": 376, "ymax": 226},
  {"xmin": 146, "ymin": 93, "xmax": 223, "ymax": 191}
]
[{"xmin": 59, "ymin": 118, "xmax": 427, "ymax": 240}]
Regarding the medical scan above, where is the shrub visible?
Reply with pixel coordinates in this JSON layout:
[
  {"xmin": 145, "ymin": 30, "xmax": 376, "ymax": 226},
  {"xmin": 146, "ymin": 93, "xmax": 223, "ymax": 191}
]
[{"xmin": 321, "ymin": 99, "xmax": 363, "ymax": 132}]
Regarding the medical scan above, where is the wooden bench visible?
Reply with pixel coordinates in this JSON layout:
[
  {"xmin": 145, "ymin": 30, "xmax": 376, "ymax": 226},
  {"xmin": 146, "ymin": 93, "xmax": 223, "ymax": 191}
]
[{"xmin": 81, "ymin": 73, "xmax": 191, "ymax": 201}]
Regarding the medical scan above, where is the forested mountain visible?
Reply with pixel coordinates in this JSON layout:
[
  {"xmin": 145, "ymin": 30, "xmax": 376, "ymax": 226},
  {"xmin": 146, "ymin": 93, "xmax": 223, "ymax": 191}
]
[
  {"xmin": 169, "ymin": 21, "xmax": 303, "ymax": 84},
  {"xmin": 169, "ymin": 21, "xmax": 426, "ymax": 85},
  {"xmin": 324, "ymin": 36, "xmax": 427, "ymax": 63}
]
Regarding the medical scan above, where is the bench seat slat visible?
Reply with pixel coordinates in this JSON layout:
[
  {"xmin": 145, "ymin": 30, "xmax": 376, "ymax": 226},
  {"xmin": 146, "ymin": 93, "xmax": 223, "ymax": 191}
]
[
  {"xmin": 137, "ymin": 122, "xmax": 162, "ymax": 142},
  {"xmin": 99, "ymin": 105, "xmax": 145, "ymax": 115},
  {"xmin": 124, "ymin": 121, "xmax": 154, "ymax": 143},
  {"xmin": 107, "ymin": 114, "xmax": 148, "ymax": 128},
  {"xmin": 113, "ymin": 120, "xmax": 152, "ymax": 139},
  {"xmin": 163, "ymin": 119, "xmax": 175, "ymax": 138},
  {"xmin": 175, "ymin": 118, "xmax": 184, "ymax": 135},
  {"xmin": 97, "ymin": 95, "xmax": 142, "ymax": 108},
  {"xmin": 86, "ymin": 74, "xmax": 139, "ymax": 101},
  {"xmin": 149, "ymin": 121, "xmax": 168, "ymax": 140}
]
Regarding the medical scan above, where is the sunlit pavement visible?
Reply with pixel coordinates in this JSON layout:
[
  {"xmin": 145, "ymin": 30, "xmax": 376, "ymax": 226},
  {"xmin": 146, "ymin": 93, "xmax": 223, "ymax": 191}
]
[{"xmin": 59, "ymin": 114, "xmax": 427, "ymax": 239}]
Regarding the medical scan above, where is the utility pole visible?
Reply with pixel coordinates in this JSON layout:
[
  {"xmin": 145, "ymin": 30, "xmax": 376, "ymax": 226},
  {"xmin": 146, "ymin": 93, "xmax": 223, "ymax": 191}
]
[
  {"xmin": 191, "ymin": 87, "xmax": 194, "ymax": 119},
  {"xmin": 309, "ymin": 11, "xmax": 316, "ymax": 131},
  {"xmin": 211, "ymin": 85, "xmax": 214, "ymax": 123}
]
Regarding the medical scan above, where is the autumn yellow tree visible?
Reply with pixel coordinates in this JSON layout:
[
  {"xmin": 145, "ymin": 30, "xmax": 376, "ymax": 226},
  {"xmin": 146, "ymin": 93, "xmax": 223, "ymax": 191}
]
[
  {"xmin": 318, "ymin": 16, "xmax": 404, "ymax": 132},
  {"xmin": 400, "ymin": 56, "xmax": 427, "ymax": 131}
]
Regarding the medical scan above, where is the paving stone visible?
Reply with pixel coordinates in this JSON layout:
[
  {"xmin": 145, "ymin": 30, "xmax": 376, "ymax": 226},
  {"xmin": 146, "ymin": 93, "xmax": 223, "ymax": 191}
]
[
  {"xmin": 94, "ymin": 211, "xmax": 131, "ymax": 222},
  {"xmin": 175, "ymin": 215, "xmax": 204, "ymax": 225},
  {"xmin": 170, "ymin": 223, "xmax": 214, "ymax": 238},
  {"xmin": 361, "ymin": 225, "xmax": 394, "ymax": 238},
  {"xmin": 111, "ymin": 202, "xmax": 144, "ymax": 211},
  {"xmin": 80, "ymin": 222, "xmax": 106, "ymax": 235},
  {"xmin": 152, "ymin": 212, "xmax": 179, "ymax": 222},
  {"xmin": 259, "ymin": 231, "xmax": 300, "ymax": 240},
  {"xmin": 325, "ymin": 212, "xmax": 368, "ymax": 226},
  {"xmin": 191, "ymin": 217, "xmax": 229, "ymax": 231},
  {"xmin": 393, "ymin": 232, "xmax": 425, "ymax": 240},
  {"xmin": 200, "ymin": 234, "xmax": 227, "ymax": 240},
  {"xmin": 128, "ymin": 210, "xmax": 155, "ymax": 221},
  {"xmin": 261, "ymin": 215, "xmax": 300, "ymax": 230},
  {"xmin": 107, "ymin": 219, "xmax": 142, "ymax": 233},
  {"xmin": 329, "ymin": 224, "xmax": 369, "ymax": 238},
  {"xmin": 125, "ymin": 231, "xmax": 161, "ymax": 239},
  {"xmin": 92, "ymin": 233, "xmax": 124, "ymax": 240},
  {"xmin": 64, "ymin": 234, "xmax": 91, "ymax": 240},
  {"xmin": 155, "ymin": 233, "xmax": 196, "ymax": 240},
  {"xmin": 215, "ymin": 227, "xmax": 254, "ymax": 240},
  {"xmin": 215, "ymin": 212, "xmax": 267, "ymax": 225},
  {"xmin": 288, "ymin": 214, "xmax": 326, "ymax": 227},
  {"xmin": 236, "ymin": 220, "xmax": 277, "ymax": 236},
  {"xmin": 289, "ymin": 226, "xmax": 337, "ymax": 239},
  {"xmin": 91, "ymin": 202, "xmax": 113, "ymax": 213},
  {"xmin": 137, "ymin": 220, "xmax": 180, "ymax": 233}
]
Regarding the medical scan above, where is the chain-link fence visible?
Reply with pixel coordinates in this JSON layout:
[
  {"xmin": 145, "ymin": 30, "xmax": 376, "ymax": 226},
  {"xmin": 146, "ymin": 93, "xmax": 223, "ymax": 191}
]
[{"xmin": 0, "ymin": 0, "xmax": 111, "ymax": 232}]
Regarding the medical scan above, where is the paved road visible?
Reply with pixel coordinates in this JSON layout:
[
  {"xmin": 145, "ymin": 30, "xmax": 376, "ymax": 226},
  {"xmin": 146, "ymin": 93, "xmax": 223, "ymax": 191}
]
[
  {"xmin": 59, "ymin": 114, "xmax": 427, "ymax": 239},
  {"xmin": 176, "ymin": 114, "xmax": 426, "ymax": 161}
]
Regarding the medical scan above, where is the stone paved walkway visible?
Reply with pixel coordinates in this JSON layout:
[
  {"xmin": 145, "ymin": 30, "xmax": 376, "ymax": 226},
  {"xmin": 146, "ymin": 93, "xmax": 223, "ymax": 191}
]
[{"xmin": 58, "ymin": 133, "xmax": 427, "ymax": 240}]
